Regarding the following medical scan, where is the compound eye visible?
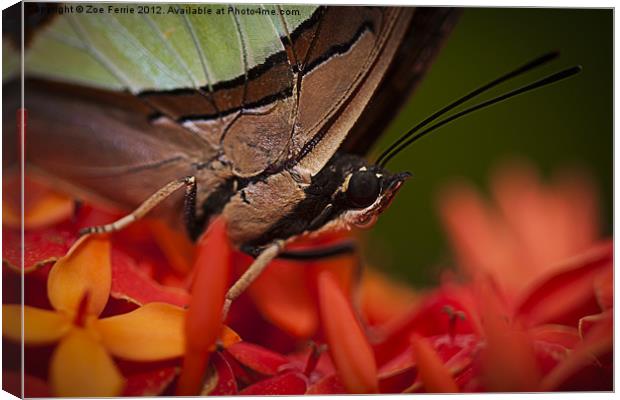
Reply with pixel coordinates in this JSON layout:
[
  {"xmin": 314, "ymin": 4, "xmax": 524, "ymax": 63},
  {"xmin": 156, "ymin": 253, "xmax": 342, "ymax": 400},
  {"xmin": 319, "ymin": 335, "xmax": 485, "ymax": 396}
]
[{"xmin": 346, "ymin": 170, "xmax": 380, "ymax": 208}]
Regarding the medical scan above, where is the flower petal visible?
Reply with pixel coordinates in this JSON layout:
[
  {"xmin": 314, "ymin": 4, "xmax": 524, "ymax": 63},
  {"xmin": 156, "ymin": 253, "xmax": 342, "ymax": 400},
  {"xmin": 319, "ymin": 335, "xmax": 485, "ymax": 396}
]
[
  {"xmin": 477, "ymin": 278, "xmax": 540, "ymax": 391},
  {"xmin": 438, "ymin": 183, "xmax": 520, "ymax": 289},
  {"xmin": 515, "ymin": 241, "xmax": 612, "ymax": 327},
  {"xmin": 147, "ymin": 219, "xmax": 195, "ymax": 275},
  {"xmin": 593, "ymin": 267, "xmax": 612, "ymax": 310},
  {"xmin": 247, "ymin": 257, "xmax": 318, "ymax": 338},
  {"xmin": 110, "ymin": 248, "xmax": 189, "ymax": 307},
  {"xmin": 307, "ymin": 373, "xmax": 347, "ymax": 394},
  {"xmin": 239, "ymin": 371, "xmax": 307, "ymax": 395},
  {"xmin": 529, "ymin": 324, "xmax": 580, "ymax": 349},
  {"xmin": 50, "ymin": 328, "xmax": 124, "ymax": 396},
  {"xmin": 95, "ymin": 302, "xmax": 185, "ymax": 361},
  {"xmin": 3, "ymin": 176, "xmax": 74, "ymax": 230},
  {"xmin": 3, "ymin": 304, "xmax": 70, "ymax": 345},
  {"xmin": 3, "ymin": 226, "xmax": 77, "ymax": 272},
  {"xmin": 122, "ymin": 366, "xmax": 178, "ymax": 396},
  {"xmin": 410, "ymin": 334, "xmax": 459, "ymax": 393},
  {"xmin": 201, "ymin": 352, "xmax": 238, "ymax": 395},
  {"xmin": 23, "ymin": 191, "xmax": 74, "ymax": 230},
  {"xmin": 177, "ymin": 217, "xmax": 231, "ymax": 395},
  {"xmin": 227, "ymin": 342, "xmax": 289, "ymax": 375},
  {"xmin": 48, "ymin": 236, "xmax": 111, "ymax": 317},
  {"xmin": 317, "ymin": 271, "xmax": 378, "ymax": 394},
  {"xmin": 540, "ymin": 311, "xmax": 612, "ymax": 391},
  {"xmin": 359, "ymin": 268, "xmax": 418, "ymax": 326}
]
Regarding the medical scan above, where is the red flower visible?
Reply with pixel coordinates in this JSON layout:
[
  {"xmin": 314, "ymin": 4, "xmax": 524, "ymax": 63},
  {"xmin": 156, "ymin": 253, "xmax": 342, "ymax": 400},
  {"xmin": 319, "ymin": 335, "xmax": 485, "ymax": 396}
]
[{"xmin": 3, "ymin": 162, "xmax": 612, "ymax": 395}]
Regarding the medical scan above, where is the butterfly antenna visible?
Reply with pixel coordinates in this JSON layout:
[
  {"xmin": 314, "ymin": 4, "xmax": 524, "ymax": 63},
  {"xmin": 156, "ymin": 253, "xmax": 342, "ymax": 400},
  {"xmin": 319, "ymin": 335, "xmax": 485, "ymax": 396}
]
[
  {"xmin": 378, "ymin": 65, "xmax": 582, "ymax": 168},
  {"xmin": 375, "ymin": 51, "xmax": 560, "ymax": 167}
]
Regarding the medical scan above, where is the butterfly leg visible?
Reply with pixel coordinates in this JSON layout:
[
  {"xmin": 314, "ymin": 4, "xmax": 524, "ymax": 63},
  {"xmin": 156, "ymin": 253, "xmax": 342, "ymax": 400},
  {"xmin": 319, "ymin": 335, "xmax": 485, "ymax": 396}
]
[
  {"xmin": 222, "ymin": 240, "xmax": 283, "ymax": 319},
  {"xmin": 80, "ymin": 176, "xmax": 197, "ymax": 235}
]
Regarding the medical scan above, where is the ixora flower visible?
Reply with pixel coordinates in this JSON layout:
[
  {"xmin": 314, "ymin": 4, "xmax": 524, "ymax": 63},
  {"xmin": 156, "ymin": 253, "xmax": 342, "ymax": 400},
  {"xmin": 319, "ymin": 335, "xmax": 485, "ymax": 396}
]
[
  {"xmin": 3, "ymin": 235, "xmax": 187, "ymax": 396},
  {"xmin": 2, "ymin": 163, "xmax": 613, "ymax": 396}
]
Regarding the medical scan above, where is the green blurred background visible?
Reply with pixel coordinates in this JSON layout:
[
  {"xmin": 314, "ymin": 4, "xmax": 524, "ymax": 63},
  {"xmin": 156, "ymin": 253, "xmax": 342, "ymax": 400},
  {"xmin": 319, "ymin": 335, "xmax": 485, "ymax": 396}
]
[{"xmin": 365, "ymin": 7, "xmax": 613, "ymax": 287}]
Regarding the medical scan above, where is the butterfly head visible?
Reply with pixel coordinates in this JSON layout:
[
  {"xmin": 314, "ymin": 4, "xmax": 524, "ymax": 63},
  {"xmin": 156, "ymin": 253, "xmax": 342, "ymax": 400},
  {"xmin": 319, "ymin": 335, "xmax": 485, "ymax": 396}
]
[
  {"xmin": 337, "ymin": 165, "xmax": 411, "ymax": 229},
  {"xmin": 302, "ymin": 153, "xmax": 410, "ymax": 237}
]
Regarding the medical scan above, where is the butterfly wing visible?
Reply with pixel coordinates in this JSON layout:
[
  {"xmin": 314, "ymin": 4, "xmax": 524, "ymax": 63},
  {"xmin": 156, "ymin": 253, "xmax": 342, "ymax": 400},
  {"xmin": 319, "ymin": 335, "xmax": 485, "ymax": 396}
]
[
  {"xmin": 10, "ymin": 5, "xmax": 452, "ymax": 216},
  {"xmin": 341, "ymin": 7, "xmax": 460, "ymax": 155}
]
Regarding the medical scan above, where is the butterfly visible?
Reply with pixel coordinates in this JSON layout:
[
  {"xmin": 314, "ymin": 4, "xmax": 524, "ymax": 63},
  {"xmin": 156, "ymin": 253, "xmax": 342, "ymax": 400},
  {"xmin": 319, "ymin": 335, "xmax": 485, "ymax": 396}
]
[{"xmin": 4, "ymin": 4, "xmax": 460, "ymax": 314}]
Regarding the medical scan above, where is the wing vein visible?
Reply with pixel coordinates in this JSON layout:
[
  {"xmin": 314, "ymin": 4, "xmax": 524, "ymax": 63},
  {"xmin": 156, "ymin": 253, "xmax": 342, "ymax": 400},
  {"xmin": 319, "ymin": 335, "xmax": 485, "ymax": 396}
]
[
  {"xmin": 105, "ymin": 15, "xmax": 187, "ymax": 89},
  {"xmin": 142, "ymin": 13, "xmax": 200, "ymax": 88},
  {"xmin": 181, "ymin": 12, "xmax": 214, "ymax": 93},
  {"xmin": 65, "ymin": 14, "xmax": 134, "ymax": 91}
]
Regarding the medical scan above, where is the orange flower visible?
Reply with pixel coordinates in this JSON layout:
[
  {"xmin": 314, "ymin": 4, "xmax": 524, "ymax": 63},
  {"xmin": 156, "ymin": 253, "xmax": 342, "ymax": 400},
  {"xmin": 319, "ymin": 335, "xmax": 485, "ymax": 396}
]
[
  {"xmin": 3, "ymin": 236, "xmax": 187, "ymax": 396},
  {"xmin": 438, "ymin": 162, "xmax": 600, "ymax": 296}
]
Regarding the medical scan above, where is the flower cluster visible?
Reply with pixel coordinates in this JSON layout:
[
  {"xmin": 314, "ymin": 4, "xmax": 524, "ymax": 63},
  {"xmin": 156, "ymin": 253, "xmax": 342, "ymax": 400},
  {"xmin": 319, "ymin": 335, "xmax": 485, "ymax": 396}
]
[{"xmin": 2, "ymin": 163, "xmax": 612, "ymax": 396}]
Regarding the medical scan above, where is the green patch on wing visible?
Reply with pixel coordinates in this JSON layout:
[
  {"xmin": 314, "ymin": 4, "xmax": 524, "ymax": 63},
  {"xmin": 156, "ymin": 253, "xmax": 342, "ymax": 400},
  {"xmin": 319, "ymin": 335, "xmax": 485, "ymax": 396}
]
[{"xmin": 24, "ymin": 3, "xmax": 318, "ymax": 93}]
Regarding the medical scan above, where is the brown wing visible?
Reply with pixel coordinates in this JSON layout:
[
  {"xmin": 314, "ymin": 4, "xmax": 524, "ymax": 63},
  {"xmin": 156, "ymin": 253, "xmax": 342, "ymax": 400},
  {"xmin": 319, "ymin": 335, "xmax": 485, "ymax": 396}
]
[
  {"xmin": 341, "ymin": 7, "xmax": 461, "ymax": 156},
  {"xmin": 14, "ymin": 6, "xmax": 419, "ymax": 212},
  {"xmin": 22, "ymin": 79, "xmax": 211, "ymax": 211}
]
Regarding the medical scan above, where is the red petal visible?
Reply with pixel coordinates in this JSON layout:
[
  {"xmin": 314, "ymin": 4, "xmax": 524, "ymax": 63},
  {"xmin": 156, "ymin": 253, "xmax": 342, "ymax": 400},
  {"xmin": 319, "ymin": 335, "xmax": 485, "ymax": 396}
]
[
  {"xmin": 578, "ymin": 310, "xmax": 612, "ymax": 340},
  {"xmin": 515, "ymin": 241, "xmax": 612, "ymax": 327},
  {"xmin": 373, "ymin": 287, "xmax": 478, "ymax": 365},
  {"xmin": 122, "ymin": 366, "xmax": 177, "ymax": 396},
  {"xmin": 177, "ymin": 217, "xmax": 231, "ymax": 395},
  {"xmin": 541, "ymin": 311, "xmax": 612, "ymax": 390},
  {"xmin": 593, "ymin": 268, "xmax": 613, "ymax": 310},
  {"xmin": 239, "ymin": 371, "xmax": 307, "ymax": 395},
  {"xmin": 306, "ymin": 373, "xmax": 347, "ymax": 394},
  {"xmin": 204, "ymin": 352, "xmax": 238, "ymax": 395},
  {"xmin": 317, "ymin": 271, "xmax": 378, "ymax": 393},
  {"xmin": 529, "ymin": 325, "xmax": 580, "ymax": 349},
  {"xmin": 285, "ymin": 345, "xmax": 336, "ymax": 379},
  {"xmin": 4, "ymin": 226, "xmax": 77, "ymax": 272},
  {"xmin": 110, "ymin": 248, "xmax": 189, "ymax": 307},
  {"xmin": 227, "ymin": 342, "xmax": 290, "ymax": 376}
]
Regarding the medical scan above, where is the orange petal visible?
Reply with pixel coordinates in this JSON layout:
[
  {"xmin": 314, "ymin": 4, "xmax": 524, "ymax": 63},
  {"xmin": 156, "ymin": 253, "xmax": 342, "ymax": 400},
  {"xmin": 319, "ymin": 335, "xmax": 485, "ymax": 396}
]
[
  {"xmin": 318, "ymin": 270, "xmax": 378, "ymax": 394},
  {"xmin": 359, "ymin": 268, "xmax": 418, "ymax": 326},
  {"xmin": 24, "ymin": 191, "xmax": 74, "ymax": 229},
  {"xmin": 95, "ymin": 303, "xmax": 185, "ymax": 361},
  {"xmin": 248, "ymin": 258, "xmax": 318, "ymax": 338},
  {"xmin": 3, "ymin": 305, "xmax": 70, "ymax": 345},
  {"xmin": 477, "ymin": 278, "xmax": 540, "ymax": 391},
  {"xmin": 410, "ymin": 334, "xmax": 458, "ymax": 393},
  {"xmin": 177, "ymin": 217, "xmax": 231, "ymax": 395},
  {"xmin": 50, "ymin": 328, "xmax": 124, "ymax": 396},
  {"xmin": 3, "ymin": 176, "xmax": 74, "ymax": 229},
  {"xmin": 47, "ymin": 235, "xmax": 111, "ymax": 317},
  {"xmin": 215, "ymin": 325, "xmax": 241, "ymax": 350},
  {"xmin": 147, "ymin": 219, "xmax": 195, "ymax": 275},
  {"xmin": 438, "ymin": 183, "xmax": 522, "ymax": 291}
]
